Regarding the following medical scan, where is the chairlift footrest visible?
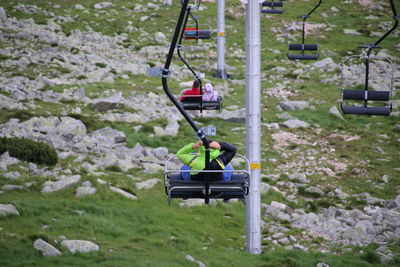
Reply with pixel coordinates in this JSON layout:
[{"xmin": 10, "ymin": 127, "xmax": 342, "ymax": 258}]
[
  {"xmin": 341, "ymin": 105, "xmax": 391, "ymax": 116},
  {"xmin": 287, "ymin": 53, "xmax": 319, "ymax": 60},
  {"xmin": 262, "ymin": 9, "xmax": 284, "ymax": 14},
  {"xmin": 262, "ymin": 2, "xmax": 283, "ymax": 7}
]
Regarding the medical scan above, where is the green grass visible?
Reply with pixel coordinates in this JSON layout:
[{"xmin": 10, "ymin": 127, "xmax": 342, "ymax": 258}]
[{"xmin": 0, "ymin": 0, "xmax": 399, "ymax": 265}]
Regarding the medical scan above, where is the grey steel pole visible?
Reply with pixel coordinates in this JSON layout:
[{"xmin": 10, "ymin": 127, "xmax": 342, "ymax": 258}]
[
  {"xmin": 214, "ymin": 0, "xmax": 229, "ymax": 79},
  {"xmin": 245, "ymin": 0, "xmax": 262, "ymax": 255}
]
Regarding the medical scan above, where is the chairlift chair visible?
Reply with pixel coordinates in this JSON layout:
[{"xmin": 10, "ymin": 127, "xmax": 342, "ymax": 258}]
[
  {"xmin": 164, "ymin": 154, "xmax": 250, "ymax": 204},
  {"xmin": 179, "ymin": 90, "xmax": 223, "ymax": 111},
  {"xmin": 287, "ymin": 0, "xmax": 322, "ymax": 60},
  {"xmin": 183, "ymin": 24, "xmax": 212, "ymax": 40},
  {"xmin": 339, "ymin": 0, "xmax": 398, "ymax": 116},
  {"xmin": 261, "ymin": 1, "xmax": 284, "ymax": 14},
  {"xmin": 340, "ymin": 47, "xmax": 394, "ymax": 116}
]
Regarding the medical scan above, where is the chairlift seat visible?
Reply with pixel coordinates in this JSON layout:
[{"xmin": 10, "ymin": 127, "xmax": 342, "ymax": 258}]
[
  {"xmin": 180, "ymin": 95, "xmax": 222, "ymax": 111},
  {"xmin": 166, "ymin": 173, "xmax": 249, "ymax": 200},
  {"xmin": 262, "ymin": 9, "xmax": 284, "ymax": 14},
  {"xmin": 287, "ymin": 53, "xmax": 319, "ymax": 60},
  {"xmin": 262, "ymin": 1, "xmax": 283, "ymax": 7},
  {"xmin": 342, "ymin": 90, "xmax": 390, "ymax": 101},
  {"xmin": 261, "ymin": 1, "xmax": 283, "ymax": 14},
  {"xmin": 288, "ymin": 44, "xmax": 318, "ymax": 51},
  {"xmin": 340, "ymin": 105, "xmax": 391, "ymax": 116},
  {"xmin": 183, "ymin": 28, "xmax": 211, "ymax": 39}
]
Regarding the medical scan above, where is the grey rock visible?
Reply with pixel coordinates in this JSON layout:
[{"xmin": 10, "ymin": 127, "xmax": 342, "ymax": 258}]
[
  {"xmin": 278, "ymin": 237, "xmax": 290, "ymax": 245},
  {"xmin": 0, "ymin": 204, "xmax": 19, "ymax": 216},
  {"xmin": 260, "ymin": 182, "xmax": 271, "ymax": 194},
  {"xmin": 61, "ymin": 240, "xmax": 99, "ymax": 254},
  {"xmin": 218, "ymin": 108, "xmax": 246, "ymax": 122},
  {"xmin": 186, "ymin": 255, "xmax": 206, "ymax": 267},
  {"xmin": 41, "ymin": 175, "xmax": 81, "ymax": 193},
  {"xmin": 154, "ymin": 32, "xmax": 166, "ymax": 44},
  {"xmin": 305, "ymin": 186, "xmax": 324, "ymax": 196},
  {"xmin": 382, "ymin": 175, "xmax": 389, "ymax": 184},
  {"xmin": 334, "ymin": 188, "xmax": 349, "ymax": 200},
  {"xmin": 135, "ymin": 178, "xmax": 160, "ymax": 190},
  {"xmin": 152, "ymin": 147, "xmax": 169, "ymax": 160},
  {"xmin": 279, "ymin": 101, "xmax": 309, "ymax": 111},
  {"xmin": 283, "ymin": 119, "xmax": 309, "ymax": 129},
  {"xmin": 277, "ymin": 112, "xmax": 293, "ymax": 120},
  {"xmin": 329, "ymin": 106, "xmax": 345, "ymax": 120},
  {"xmin": 94, "ymin": 2, "xmax": 114, "ymax": 9},
  {"xmin": 179, "ymin": 199, "xmax": 217, "ymax": 207},
  {"xmin": 312, "ymin": 58, "xmax": 338, "ymax": 71},
  {"xmin": 0, "ymin": 7, "xmax": 6, "ymax": 22},
  {"xmin": 92, "ymin": 92, "xmax": 123, "ymax": 112},
  {"xmin": 292, "ymin": 212, "xmax": 319, "ymax": 229},
  {"xmin": 109, "ymin": 186, "xmax": 137, "ymax": 200},
  {"xmin": 75, "ymin": 186, "xmax": 96, "ymax": 197},
  {"xmin": 288, "ymin": 173, "xmax": 309, "ymax": 183},
  {"xmin": 316, "ymin": 263, "xmax": 330, "ymax": 267},
  {"xmin": 33, "ymin": 238, "xmax": 62, "ymax": 257},
  {"xmin": 394, "ymin": 195, "xmax": 400, "ymax": 208},
  {"xmin": 89, "ymin": 127, "xmax": 126, "ymax": 147},
  {"xmin": 4, "ymin": 171, "xmax": 21, "ymax": 180},
  {"xmin": 375, "ymin": 146, "xmax": 385, "ymax": 154},
  {"xmin": 0, "ymin": 152, "xmax": 19, "ymax": 167},
  {"xmin": 344, "ymin": 29, "xmax": 362, "ymax": 36},
  {"xmin": 2, "ymin": 185, "xmax": 24, "ymax": 190},
  {"xmin": 142, "ymin": 162, "xmax": 164, "ymax": 174},
  {"xmin": 74, "ymin": 4, "xmax": 85, "ymax": 10}
]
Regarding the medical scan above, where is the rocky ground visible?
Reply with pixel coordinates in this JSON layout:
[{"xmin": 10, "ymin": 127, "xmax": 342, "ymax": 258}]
[{"xmin": 0, "ymin": 0, "xmax": 400, "ymax": 265}]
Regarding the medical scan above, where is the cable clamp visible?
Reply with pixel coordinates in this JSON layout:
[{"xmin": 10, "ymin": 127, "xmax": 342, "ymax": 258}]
[{"xmin": 162, "ymin": 68, "xmax": 170, "ymax": 78}]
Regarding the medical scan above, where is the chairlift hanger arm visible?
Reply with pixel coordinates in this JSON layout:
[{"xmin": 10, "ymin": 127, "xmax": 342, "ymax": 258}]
[
  {"xmin": 162, "ymin": 0, "xmax": 211, "ymax": 202},
  {"xmin": 177, "ymin": 7, "xmax": 203, "ymax": 88},
  {"xmin": 372, "ymin": 0, "xmax": 398, "ymax": 48},
  {"xmin": 306, "ymin": 0, "xmax": 322, "ymax": 17}
]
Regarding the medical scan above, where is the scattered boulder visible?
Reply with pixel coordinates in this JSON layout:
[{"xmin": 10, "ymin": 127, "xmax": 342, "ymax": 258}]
[
  {"xmin": 0, "ymin": 152, "xmax": 19, "ymax": 171},
  {"xmin": 329, "ymin": 106, "xmax": 344, "ymax": 120},
  {"xmin": 282, "ymin": 119, "xmax": 309, "ymax": 129},
  {"xmin": 218, "ymin": 108, "xmax": 246, "ymax": 122},
  {"xmin": 344, "ymin": 29, "xmax": 362, "ymax": 36},
  {"xmin": 260, "ymin": 182, "xmax": 271, "ymax": 194},
  {"xmin": 61, "ymin": 240, "xmax": 99, "ymax": 254},
  {"xmin": 88, "ymin": 127, "xmax": 127, "ymax": 146},
  {"xmin": 312, "ymin": 58, "xmax": 338, "ymax": 71},
  {"xmin": 179, "ymin": 199, "xmax": 217, "ymax": 207},
  {"xmin": 135, "ymin": 178, "xmax": 160, "ymax": 190},
  {"xmin": 92, "ymin": 93, "xmax": 123, "ymax": 112},
  {"xmin": 75, "ymin": 181, "xmax": 96, "ymax": 197},
  {"xmin": 33, "ymin": 238, "xmax": 62, "ymax": 257},
  {"xmin": 94, "ymin": 2, "xmax": 114, "ymax": 9},
  {"xmin": 305, "ymin": 186, "xmax": 324, "ymax": 197},
  {"xmin": 4, "ymin": 171, "xmax": 21, "ymax": 180},
  {"xmin": 0, "ymin": 204, "xmax": 19, "ymax": 216},
  {"xmin": 109, "ymin": 186, "xmax": 137, "ymax": 200},
  {"xmin": 0, "ymin": 7, "xmax": 6, "ymax": 22},
  {"xmin": 186, "ymin": 255, "xmax": 206, "ymax": 267},
  {"xmin": 154, "ymin": 32, "xmax": 166, "ymax": 44},
  {"xmin": 279, "ymin": 101, "xmax": 309, "ymax": 111},
  {"xmin": 41, "ymin": 175, "xmax": 81, "ymax": 193}
]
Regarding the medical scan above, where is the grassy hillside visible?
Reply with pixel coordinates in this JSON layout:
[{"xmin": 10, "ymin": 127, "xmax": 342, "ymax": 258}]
[{"xmin": 0, "ymin": 0, "xmax": 399, "ymax": 266}]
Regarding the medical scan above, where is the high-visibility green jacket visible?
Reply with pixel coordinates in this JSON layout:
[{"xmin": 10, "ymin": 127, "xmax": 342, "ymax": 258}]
[{"xmin": 176, "ymin": 143, "xmax": 221, "ymax": 174}]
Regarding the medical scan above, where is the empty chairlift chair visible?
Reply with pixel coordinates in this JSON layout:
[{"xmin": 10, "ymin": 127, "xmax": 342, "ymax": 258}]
[
  {"xmin": 287, "ymin": 0, "xmax": 322, "ymax": 60},
  {"xmin": 340, "ymin": 48, "xmax": 394, "ymax": 116},
  {"xmin": 164, "ymin": 154, "xmax": 250, "ymax": 204},
  {"xmin": 261, "ymin": 1, "xmax": 284, "ymax": 14},
  {"xmin": 340, "ymin": 0, "xmax": 398, "ymax": 116}
]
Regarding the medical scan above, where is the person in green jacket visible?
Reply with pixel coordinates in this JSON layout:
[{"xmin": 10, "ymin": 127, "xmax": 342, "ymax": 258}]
[{"xmin": 177, "ymin": 140, "xmax": 236, "ymax": 181}]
